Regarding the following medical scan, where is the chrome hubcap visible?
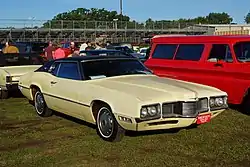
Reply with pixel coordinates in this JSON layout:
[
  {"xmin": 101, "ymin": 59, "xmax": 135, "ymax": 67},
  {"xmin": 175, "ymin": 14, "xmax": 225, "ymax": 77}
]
[
  {"xmin": 35, "ymin": 92, "xmax": 45, "ymax": 114},
  {"xmin": 98, "ymin": 108, "xmax": 114, "ymax": 138}
]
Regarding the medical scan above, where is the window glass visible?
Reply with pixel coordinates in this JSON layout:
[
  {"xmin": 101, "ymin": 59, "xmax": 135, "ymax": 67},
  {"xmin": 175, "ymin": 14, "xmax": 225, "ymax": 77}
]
[
  {"xmin": 57, "ymin": 62, "xmax": 81, "ymax": 80},
  {"xmin": 36, "ymin": 60, "xmax": 54, "ymax": 72},
  {"xmin": 234, "ymin": 42, "xmax": 250, "ymax": 62},
  {"xmin": 175, "ymin": 44, "xmax": 204, "ymax": 61},
  {"xmin": 152, "ymin": 44, "xmax": 177, "ymax": 59},
  {"xmin": 82, "ymin": 59, "xmax": 152, "ymax": 80},
  {"xmin": 48, "ymin": 62, "xmax": 60, "ymax": 76},
  {"xmin": 207, "ymin": 44, "xmax": 233, "ymax": 63}
]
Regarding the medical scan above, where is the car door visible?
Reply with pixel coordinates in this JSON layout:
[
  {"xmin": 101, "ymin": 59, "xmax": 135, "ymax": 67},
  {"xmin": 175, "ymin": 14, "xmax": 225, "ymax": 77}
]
[
  {"xmin": 47, "ymin": 61, "xmax": 88, "ymax": 118},
  {"xmin": 199, "ymin": 44, "xmax": 243, "ymax": 104}
]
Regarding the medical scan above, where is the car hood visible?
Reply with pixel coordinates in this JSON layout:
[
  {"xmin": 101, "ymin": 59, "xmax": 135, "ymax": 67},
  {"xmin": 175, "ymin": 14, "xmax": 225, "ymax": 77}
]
[
  {"xmin": 0, "ymin": 65, "xmax": 41, "ymax": 77},
  {"xmin": 90, "ymin": 75, "xmax": 226, "ymax": 103}
]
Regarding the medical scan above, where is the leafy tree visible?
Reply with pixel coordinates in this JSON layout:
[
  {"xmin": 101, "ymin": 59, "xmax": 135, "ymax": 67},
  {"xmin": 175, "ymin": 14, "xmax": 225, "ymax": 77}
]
[
  {"xmin": 205, "ymin": 12, "xmax": 233, "ymax": 24},
  {"xmin": 43, "ymin": 9, "xmax": 233, "ymax": 29},
  {"xmin": 43, "ymin": 8, "xmax": 131, "ymax": 29},
  {"xmin": 245, "ymin": 12, "xmax": 250, "ymax": 24}
]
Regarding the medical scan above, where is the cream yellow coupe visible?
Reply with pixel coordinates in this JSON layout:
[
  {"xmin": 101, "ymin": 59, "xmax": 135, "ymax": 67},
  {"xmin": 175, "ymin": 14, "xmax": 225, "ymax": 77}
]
[
  {"xmin": 18, "ymin": 50, "xmax": 228, "ymax": 142},
  {"xmin": 0, "ymin": 53, "xmax": 44, "ymax": 98}
]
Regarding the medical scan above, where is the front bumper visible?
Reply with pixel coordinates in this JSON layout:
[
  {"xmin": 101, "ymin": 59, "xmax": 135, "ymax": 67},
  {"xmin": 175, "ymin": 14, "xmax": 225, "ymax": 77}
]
[{"xmin": 115, "ymin": 109, "xmax": 225, "ymax": 131}]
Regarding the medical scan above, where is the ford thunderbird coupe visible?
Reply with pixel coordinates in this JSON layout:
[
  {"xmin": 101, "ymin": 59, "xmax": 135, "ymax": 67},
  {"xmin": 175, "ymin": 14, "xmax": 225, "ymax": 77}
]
[
  {"xmin": 0, "ymin": 53, "xmax": 44, "ymax": 99},
  {"xmin": 18, "ymin": 51, "xmax": 228, "ymax": 142}
]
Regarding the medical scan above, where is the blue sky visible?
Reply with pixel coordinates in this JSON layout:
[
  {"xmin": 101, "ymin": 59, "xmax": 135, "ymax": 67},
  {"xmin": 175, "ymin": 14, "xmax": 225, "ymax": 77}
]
[{"xmin": 0, "ymin": 0, "xmax": 249, "ymax": 23}]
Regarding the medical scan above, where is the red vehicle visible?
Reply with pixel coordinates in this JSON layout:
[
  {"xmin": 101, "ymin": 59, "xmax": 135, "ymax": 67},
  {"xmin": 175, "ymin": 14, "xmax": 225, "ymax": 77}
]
[
  {"xmin": 61, "ymin": 41, "xmax": 81, "ymax": 57},
  {"xmin": 144, "ymin": 35, "xmax": 250, "ymax": 114}
]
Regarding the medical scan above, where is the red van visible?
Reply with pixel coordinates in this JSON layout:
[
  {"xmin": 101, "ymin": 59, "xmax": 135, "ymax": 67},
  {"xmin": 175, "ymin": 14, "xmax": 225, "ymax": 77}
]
[{"xmin": 144, "ymin": 35, "xmax": 250, "ymax": 114}]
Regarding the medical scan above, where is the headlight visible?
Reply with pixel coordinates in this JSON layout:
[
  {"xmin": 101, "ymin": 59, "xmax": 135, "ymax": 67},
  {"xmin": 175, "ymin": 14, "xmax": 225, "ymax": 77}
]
[
  {"xmin": 140, "ymin": 104, "xmax": 161, "ymax": 120},
  {"xmin": 209, "ymin": 96, "xmax": 228, "ymax": 110}
]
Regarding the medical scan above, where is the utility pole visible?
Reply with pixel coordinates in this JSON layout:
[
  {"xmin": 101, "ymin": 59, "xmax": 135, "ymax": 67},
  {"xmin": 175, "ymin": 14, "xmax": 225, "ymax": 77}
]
[
  {"xmin": 120, "ymin": 0, "xmax": 123, "ymax": 21},
  {"xmin": 120, "ymin": 0, "xmax": 123, "ymax": 16}
]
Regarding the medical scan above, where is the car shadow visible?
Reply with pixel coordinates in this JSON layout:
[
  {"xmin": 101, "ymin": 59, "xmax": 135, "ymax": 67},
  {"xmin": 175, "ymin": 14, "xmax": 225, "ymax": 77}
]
[
  {"xmin": 50, "ymin": 110, "xmax": 199, "ymax": 137},
  {"xmin": 53, "ymin": 111, "xmax": 96, "ymax": 129},
  {"xmin": 229, "ymin": 104, "xmax": 250, "ymax": 116},
  {"xmin": 8, "ymin": 90, "xmax": 24, "ymax": 98}
]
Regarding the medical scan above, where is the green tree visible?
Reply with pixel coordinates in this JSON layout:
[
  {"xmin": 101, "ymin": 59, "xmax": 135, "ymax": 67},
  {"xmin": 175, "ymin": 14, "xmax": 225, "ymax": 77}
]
[
  {"xmin": 144, "ymin": 12, "xmax": 233, "ymax": 28},
  {"xmin": 245, "ymin": 12, "xmax": 250, "ymax": 24},
  {"xmin": 43, "ymin": 8, "xmax": 131, "ymax": 29},
  {"xmin": 205, "ymin": 12, "xmax": 233, "ymax": 24}
]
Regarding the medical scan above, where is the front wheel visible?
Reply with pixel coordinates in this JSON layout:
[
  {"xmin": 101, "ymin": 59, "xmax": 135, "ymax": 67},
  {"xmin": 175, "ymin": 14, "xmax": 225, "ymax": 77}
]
[
  {"xmin": 34, "ymin": 91, "xmax": 53, "ymax": 117},
  {"xmin": 96, "ymin": 106, "xmax": 125, "ymax": 142}
]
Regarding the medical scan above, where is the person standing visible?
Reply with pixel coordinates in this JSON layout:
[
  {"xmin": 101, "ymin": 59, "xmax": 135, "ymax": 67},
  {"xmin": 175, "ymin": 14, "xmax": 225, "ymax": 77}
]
[
  {"xmin": 53, "ymin": 43, "xmax": 65, "ymax": 60},
  {"xmin": 106, "ymin": 41, "xmax": 114, "ymax": 49},
  {"xmin": 70, "ymin": 42, "xmax": 77, "ymax": 54},
  {"xmin": 2, "ymin": 41, "xmax": 19, "ymax": 54},
  {"xmin": 85, "ymin": 41, "xmax": 94, "ymax": 50},
  {"xmin": 80, "ymin": 42, "xmax": 88, "ymax": 51},
  {"xmin": 44, "ymin": 41, "xmax": 55, "ymax": 61}
]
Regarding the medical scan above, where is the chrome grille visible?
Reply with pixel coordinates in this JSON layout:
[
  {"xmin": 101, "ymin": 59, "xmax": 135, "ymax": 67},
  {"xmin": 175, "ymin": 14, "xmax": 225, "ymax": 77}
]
[
  {"xmin": 182, "ymin": 102, "xmax": 197, "ymax": 116},
  {"xmin": 162, "ymin": 98, "xmax": 208, "ymax": 118}
]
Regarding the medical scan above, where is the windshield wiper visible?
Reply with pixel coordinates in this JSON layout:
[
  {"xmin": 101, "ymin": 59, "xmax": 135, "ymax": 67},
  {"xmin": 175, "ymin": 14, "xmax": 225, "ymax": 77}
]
[{"xmin": 123, "ymin": 70, "xmax": 152, "ymax": 75}]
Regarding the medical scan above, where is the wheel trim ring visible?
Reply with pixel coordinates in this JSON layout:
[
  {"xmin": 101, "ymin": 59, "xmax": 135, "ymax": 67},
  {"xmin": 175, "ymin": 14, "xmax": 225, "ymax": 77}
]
[
  {"xmin": 97, "ymin": 107, "xmax": 114, "ymax": 138},
  {"xmin": 35, "ymin": 92, "xmax": 45, "ymax": 115}
]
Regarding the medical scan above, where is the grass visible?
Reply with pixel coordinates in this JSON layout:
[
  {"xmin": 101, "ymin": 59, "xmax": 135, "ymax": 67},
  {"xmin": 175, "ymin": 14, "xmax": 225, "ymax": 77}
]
[{"xmin": 0, "ymin": 98, "xmax": 250, "ymax": 167}]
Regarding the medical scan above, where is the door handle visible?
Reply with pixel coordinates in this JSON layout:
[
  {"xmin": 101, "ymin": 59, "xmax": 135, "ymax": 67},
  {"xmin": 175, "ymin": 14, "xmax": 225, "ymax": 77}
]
[
  {"xmin": 50, "ymin": 81, "xmax": 57, "ymax": 84},
  {"xmin": 214, "ymin": 63, "xmax": 223, "ymax": 67}
]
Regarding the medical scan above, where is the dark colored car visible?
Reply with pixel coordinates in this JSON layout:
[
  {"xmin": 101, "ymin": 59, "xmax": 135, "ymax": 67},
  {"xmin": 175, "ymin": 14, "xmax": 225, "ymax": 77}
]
[
  {"xmin": 79, "ymin": 50, "xmax": 134, "ymax": 57},
  {"xmin": 112, "ymin": 46, "xmax": 146, "ymax": 60},
  {"xmin": 15, "ymin": 42, "xmax": 48, "ymax": 54}
]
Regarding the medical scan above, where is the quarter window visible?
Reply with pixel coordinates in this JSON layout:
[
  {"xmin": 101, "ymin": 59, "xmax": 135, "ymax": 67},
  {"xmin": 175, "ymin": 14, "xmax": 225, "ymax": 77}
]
[
  {"xmin": 207, "ymin": 44, "xmax": 233, "ymax": 63},
  {"xmin": 57, "ymin": 62, "xmax": 81, "ymax": 80},
  {"xmin": 152, "ymin": 44, "xmax": 177, "ymax": 59},
  {"xmin": 175, "ymin": 44, "xmax": 204, "ymax": 61},
  {"xmin": 49, "ymin": 62, "xmax": 60, "ymax": 76}
]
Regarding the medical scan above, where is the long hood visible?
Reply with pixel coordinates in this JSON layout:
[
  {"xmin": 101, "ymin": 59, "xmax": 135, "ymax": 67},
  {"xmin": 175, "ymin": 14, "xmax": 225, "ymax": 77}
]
[
  {"xmin": 90, "ymin": 75, "xmax": 226, "ymax": 103},
  {"xmin": 0, "ymin": 65, "xmax": 41, "ymax": 77}
]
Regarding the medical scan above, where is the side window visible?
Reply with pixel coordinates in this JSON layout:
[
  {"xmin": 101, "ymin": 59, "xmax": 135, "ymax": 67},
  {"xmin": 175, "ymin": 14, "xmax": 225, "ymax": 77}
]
[
  {"xmin": 48, "ymin": 62, "xmax": 60, "ymax": 75},
  {"xmin": 175, "ymin": 44, "xmax": 204, "ymax": 61},
  {"xmin": 57, "ymin": 62, "xmax": 81, "ymax": 80},
  {"xmin": 207, "ymin": 44, "xmax": 233, "ymax": 63},
  {"xmin": 35, "ymin": 60, "xmax": 54, "ymax": 72},
  {"xmin": 152, "ymin": 44, "xmax": 177, "ymax": 59}
]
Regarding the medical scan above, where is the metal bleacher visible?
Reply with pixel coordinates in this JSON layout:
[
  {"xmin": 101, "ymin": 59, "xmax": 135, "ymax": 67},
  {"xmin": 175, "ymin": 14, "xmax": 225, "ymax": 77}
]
[{"xmin": 0, "ymin": 19, "xmax": 212, "ymax": 43}]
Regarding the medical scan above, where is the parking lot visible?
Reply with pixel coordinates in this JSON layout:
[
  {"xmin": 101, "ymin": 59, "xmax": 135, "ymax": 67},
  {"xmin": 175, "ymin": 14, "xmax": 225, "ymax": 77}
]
[{"xmin": 0, "ymin": 98, "xmax": 250, "ymax": 167}]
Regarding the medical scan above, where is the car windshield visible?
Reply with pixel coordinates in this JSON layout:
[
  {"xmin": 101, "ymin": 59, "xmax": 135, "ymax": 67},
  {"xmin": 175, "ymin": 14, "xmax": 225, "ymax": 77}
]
[
  {"xmin": 0, "ymin": 54, "xmax": 45, "ymax": 67},
  {"xmin": 82, "ymin": 59, "xmax": 152, "ymax": 80},
  {"xmin": 234, "ymin": 42, "xmax": 250, "ymax": 62}
]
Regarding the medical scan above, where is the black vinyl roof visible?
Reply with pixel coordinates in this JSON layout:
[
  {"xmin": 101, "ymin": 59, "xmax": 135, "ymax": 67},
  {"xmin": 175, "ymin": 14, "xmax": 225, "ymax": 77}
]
[
  {"xmin": 56, "ymin": 50, "xmax": 136, "ymax": 62},
  {"xmin": 61, "ymin": 50, "xmax": 137, "ymax": 61}
]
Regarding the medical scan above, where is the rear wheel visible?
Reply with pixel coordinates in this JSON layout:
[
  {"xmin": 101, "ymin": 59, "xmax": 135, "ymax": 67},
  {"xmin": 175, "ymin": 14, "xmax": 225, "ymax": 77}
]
[
  {"xmin": 0, "ymin": 90, "xmax": 8, "ymax": 99},
  {"xmin": 96, "ymin": 106, "xmax": 125, "ymax": 142},
  {"xmin": 34, "ymin": 90, "xmax": 53, "ymax": 117},
  {"xmin": 241, "ymin": 94, "xmax": 250, "ymax": 115}
]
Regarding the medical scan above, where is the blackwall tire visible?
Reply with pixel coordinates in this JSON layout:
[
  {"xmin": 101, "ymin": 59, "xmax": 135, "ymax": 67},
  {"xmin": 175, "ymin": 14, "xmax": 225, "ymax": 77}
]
[{"xmin": 241, "ymin": 95, "xmax": 250, "ymax": 115}]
